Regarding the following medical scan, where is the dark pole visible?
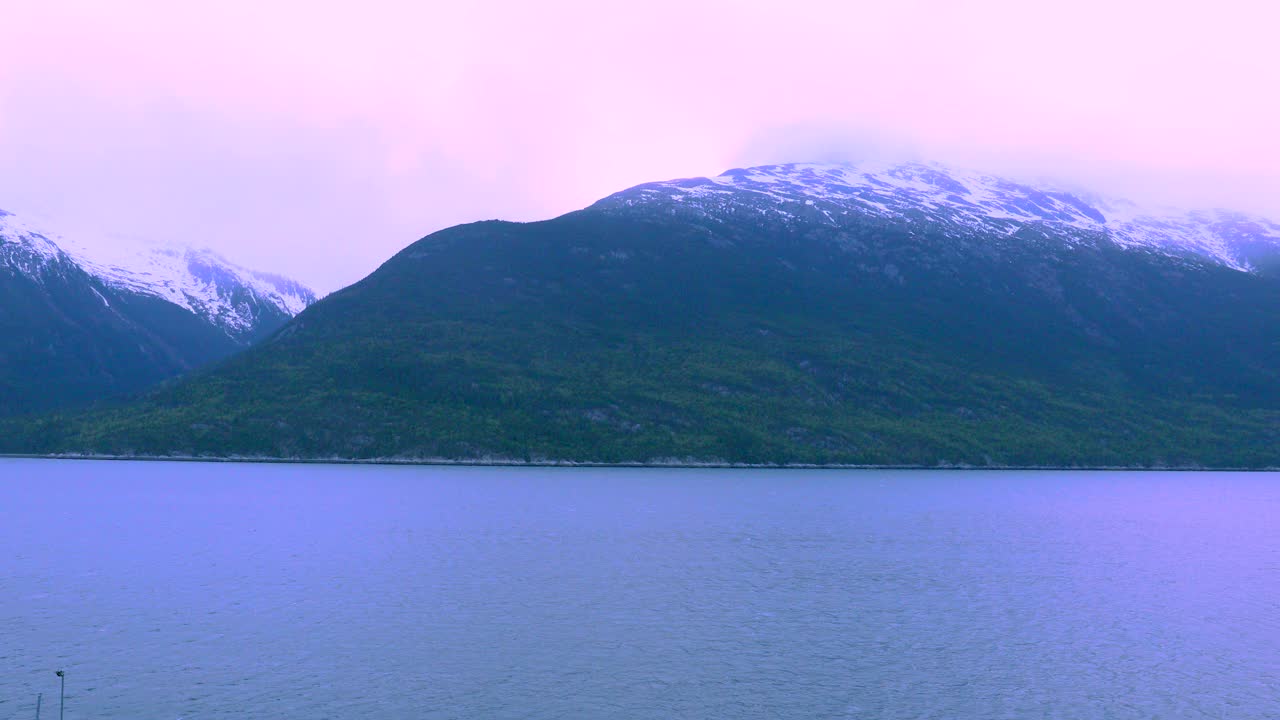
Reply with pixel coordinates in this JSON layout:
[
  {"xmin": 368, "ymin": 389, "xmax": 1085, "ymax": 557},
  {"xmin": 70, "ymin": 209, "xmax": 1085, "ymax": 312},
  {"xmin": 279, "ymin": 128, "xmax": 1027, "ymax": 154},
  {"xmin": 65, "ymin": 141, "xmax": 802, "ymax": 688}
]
[
  {"xmin": 35, "ymin": 692, "xmax": 42, "ymax": 720},
  {"xmin": 55, "ymin": 670, "xmax": 64, "ymax": 720}
]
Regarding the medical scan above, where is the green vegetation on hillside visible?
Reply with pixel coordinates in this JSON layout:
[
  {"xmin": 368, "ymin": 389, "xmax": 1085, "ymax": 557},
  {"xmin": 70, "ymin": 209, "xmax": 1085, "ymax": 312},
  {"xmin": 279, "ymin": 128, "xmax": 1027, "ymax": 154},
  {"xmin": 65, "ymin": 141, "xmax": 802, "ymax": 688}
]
[{"xmin": 8, "ymin": 207, "xmax": 1280, "ymax": 467}]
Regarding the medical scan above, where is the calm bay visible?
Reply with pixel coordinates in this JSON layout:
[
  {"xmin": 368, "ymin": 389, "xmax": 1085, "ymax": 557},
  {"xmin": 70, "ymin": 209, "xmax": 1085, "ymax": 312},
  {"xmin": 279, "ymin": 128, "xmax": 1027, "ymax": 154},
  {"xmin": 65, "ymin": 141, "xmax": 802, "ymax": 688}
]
[{"xmin": 1, "ymin": 460, "xmax": 1277, "ymax": 718}]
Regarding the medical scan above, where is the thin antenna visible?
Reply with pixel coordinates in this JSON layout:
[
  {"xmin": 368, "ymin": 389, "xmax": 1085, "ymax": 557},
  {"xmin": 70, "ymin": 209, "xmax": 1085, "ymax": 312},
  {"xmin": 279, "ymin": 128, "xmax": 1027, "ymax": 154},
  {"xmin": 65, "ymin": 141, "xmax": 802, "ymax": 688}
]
[{"xmin": 56, "ymin": 671, "xmax": 64, "ymax": 720}]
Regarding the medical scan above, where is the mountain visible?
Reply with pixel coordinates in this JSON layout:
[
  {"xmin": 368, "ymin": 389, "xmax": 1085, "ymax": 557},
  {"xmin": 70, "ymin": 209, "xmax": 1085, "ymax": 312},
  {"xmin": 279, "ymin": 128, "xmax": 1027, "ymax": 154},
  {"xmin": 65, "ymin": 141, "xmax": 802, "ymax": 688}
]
[
  {"xmin": 0, "ymin": 208, "xmax": 316, "ymax": 416},
  {"xmin": 9, "ymin": 162, "xmax": 1280, "ymax": 466},
  {"xmin": 601, "ymin": 162, "xmax": 1280, "ymax": 271}
]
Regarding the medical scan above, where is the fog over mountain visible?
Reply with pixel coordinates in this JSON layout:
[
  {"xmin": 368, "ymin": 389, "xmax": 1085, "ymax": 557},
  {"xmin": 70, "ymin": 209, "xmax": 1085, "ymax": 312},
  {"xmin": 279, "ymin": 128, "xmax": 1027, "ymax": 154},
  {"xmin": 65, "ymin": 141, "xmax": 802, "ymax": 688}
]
[{"xmin": 1, "ymin": 0, "xmax": 1275, "ymax": 293}]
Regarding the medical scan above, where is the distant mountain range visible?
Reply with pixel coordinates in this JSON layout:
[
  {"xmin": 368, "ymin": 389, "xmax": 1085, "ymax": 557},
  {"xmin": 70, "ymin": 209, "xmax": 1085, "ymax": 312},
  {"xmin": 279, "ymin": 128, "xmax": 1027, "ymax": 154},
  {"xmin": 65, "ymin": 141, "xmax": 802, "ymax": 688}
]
[
  {"xmin": 7, "ymin": 162, "xmax": 1280, "ymax": 466},
  {"xmin": 0, "ymin": 208, "xmax": 315, "ymax": 416}
]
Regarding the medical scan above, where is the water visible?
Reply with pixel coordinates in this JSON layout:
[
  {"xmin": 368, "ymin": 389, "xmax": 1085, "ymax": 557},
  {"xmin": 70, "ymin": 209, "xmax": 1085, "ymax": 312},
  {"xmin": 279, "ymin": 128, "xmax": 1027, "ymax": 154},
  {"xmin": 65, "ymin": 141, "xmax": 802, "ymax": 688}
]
[{"xmin": 1, "ymin": 460, "xmax": 1277, "ymax": 719}]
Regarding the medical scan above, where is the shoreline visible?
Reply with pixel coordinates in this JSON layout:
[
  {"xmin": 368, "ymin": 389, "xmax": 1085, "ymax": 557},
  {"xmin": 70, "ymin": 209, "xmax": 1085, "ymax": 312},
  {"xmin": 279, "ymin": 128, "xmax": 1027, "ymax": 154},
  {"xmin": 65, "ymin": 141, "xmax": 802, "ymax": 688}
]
[{"xmin": 1, "ymin": 453, "xmax": 1276, "ymax": 472}]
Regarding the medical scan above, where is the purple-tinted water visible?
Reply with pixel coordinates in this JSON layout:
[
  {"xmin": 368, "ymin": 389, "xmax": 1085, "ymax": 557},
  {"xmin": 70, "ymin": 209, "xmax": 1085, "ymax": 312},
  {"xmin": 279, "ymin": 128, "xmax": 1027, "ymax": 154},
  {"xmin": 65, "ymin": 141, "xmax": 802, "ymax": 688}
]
[{"xmin": 1, "ymin": 460, "xmax": 1277, "ymax": 719}]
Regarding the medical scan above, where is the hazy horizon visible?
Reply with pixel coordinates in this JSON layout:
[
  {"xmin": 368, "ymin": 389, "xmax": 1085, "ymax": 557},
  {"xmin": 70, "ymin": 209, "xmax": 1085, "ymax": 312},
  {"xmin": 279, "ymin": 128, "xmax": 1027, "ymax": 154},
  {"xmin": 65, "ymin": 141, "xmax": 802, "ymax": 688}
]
[{"xmin": 3, "ymin": 0, "xmax": 1276, "ymax": 293}]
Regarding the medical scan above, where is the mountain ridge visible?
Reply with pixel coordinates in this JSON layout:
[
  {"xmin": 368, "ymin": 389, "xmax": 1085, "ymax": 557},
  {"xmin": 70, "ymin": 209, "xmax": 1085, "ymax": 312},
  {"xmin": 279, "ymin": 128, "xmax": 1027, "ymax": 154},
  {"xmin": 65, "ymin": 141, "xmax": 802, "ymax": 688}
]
[
  {"xmin": 0, "ymin": 209, "xmax": 317, "ymax": 339},
  {"xmin": 7, "ymin": 162, "xmax": 1280, "ymax": 466},
  {"xmin": 0, "ymin": 208, "xmax": 317, "ymax": 416},
  {"xmin": 595, "ymin": 161, "xmax": 1280, "ymax": 273}
]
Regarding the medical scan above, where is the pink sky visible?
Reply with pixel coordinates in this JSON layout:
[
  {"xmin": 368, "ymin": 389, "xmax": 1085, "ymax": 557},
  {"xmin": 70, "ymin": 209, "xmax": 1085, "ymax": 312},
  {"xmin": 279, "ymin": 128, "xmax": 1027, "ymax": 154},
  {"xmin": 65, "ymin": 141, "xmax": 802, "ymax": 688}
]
[{"xmin": 1, "ymin": 0, "xmax": 1277, "ymax": 291}]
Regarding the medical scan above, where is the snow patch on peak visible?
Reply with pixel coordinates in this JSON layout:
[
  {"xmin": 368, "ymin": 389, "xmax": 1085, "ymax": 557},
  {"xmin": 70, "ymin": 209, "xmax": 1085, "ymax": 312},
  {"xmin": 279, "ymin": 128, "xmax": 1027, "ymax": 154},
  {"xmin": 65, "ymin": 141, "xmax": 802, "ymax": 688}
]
[
  {"xmin": 0, "ymin": 209, "xmax": 316, "ymax": 337},
  {"xmin": 0, "ymin": 210, "xmax": 71, "ymax": 271},
  {"xmin": 606, "ymin": 161, "xmax": 1280, "ymax": 272},
  {"xmin": 67, "ymin": 239, "xmax": 317, "ymax": 334}
]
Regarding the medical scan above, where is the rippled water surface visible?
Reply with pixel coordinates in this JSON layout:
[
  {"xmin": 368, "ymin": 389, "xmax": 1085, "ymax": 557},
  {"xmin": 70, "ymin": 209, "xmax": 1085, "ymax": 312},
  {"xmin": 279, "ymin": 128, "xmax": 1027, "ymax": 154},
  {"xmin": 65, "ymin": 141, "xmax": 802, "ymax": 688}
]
[{"xmin": 1, "ymin": 460, "xmax": 1278, "ymax": 719}]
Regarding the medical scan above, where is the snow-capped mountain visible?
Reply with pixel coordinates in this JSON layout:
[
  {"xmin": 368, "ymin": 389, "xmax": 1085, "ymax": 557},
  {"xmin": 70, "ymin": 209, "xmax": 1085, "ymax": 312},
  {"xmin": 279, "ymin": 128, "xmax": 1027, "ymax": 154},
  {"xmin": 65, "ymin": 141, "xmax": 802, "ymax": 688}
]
[
  {"xmin": 596, "ymin": 161, "xmax": 1280, "ymax": 273},
  {"xmin": 0, "ymin": 209, "xmax": 315, "ymax": 340},
  {"xmin": 0, "ymin": 208, "xmax": 74, "ymax": 275},
  {"xmin": 0, "ymin": 207, "xmax": 315, "ymax": 416},
  {"xmin": 20, "ymin": 159, "xmax": 1280, "ymax": 465}
]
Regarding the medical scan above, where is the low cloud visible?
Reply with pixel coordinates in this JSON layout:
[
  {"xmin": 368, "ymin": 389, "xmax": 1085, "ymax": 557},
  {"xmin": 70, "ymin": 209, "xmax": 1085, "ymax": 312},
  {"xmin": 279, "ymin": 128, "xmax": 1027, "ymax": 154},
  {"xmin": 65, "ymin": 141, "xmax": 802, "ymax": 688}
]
[{"xmin": 2, "ymin": 0, "xmax": 1277, "ymax": 292}]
